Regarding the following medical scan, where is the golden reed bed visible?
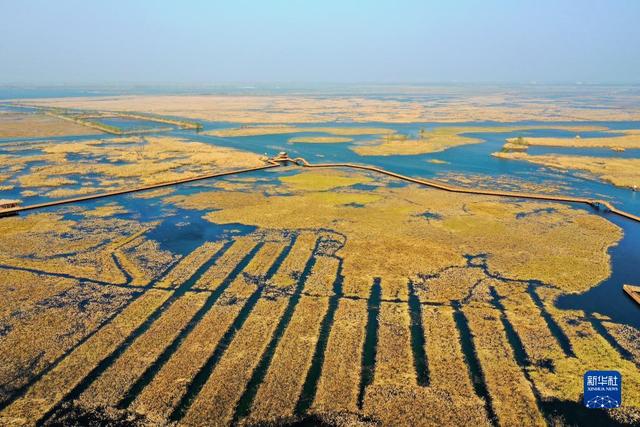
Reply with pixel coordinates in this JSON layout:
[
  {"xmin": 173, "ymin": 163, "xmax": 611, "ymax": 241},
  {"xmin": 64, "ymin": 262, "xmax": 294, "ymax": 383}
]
[{"xmin": 1, "ymin": 169, "xmax": 638, "ymax": 426}]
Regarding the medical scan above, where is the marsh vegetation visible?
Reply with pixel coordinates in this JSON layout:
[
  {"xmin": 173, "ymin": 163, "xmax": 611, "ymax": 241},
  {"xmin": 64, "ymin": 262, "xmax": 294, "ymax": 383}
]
[
  {"xmin": 0, "ymin": 166, "xmax": 637, "ymax": 426},
  {"xmin": 494, "ymin": 152, "xmax": 640, "ymax": 189},
  {"xmin": 1, "ymin": 91, "xmax": 639, "ymax": 426},
  {"xmin": 20, "ymin": 88, "xmax": 640, "ymax": 123}
]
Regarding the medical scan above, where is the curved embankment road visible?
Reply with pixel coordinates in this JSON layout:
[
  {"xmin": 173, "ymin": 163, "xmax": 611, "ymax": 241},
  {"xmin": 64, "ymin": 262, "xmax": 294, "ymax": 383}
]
[{"xmin": 1, "ymin": 154, "xmax": 639, "ymax": 224}]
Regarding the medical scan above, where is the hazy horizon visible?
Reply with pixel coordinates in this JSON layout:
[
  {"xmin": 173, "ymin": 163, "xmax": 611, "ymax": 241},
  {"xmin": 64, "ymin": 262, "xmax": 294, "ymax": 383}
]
[{"xmin": 1, "ymin": 0, "xmax": 639, "ymax": 85}]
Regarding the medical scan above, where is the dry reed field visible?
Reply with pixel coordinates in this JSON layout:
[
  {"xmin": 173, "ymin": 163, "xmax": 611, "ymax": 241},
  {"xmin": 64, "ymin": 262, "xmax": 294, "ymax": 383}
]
[
  {"xmin": 0, "ymin": 112, "xmax": 102, "ymax": 138},
  {"xmin": 20, "ymin": 89, "xmax": 640, "ymax": 123},
  {"xmin": 0, "ymin": 168, "xmax": 638, "ymax": 427},
  {"xmin": 0, "ymin": 135, "xmax": 263, "ymax": 202},
  {"xmin": 3, "ymin": 0, "xmax": 640, "ymax": 423}
]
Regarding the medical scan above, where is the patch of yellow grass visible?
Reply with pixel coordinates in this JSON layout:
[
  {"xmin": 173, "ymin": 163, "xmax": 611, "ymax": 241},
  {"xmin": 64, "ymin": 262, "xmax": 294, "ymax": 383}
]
[
  {"xmin": 22, "ymin": 92, "xmax": 640, "ymax": 123},
  {"xmin": 501, "ymin": 141, "xmax": 529, "ymax": 152},
  {"xmin": 353, "ymin": 125, "xmax": 608, "ymax": 156},
  {"xmin": 132, "ymin": 187, "xmax": 175, "ymax": 199},
  {"xmin": 0, "ymin": 112, "xmax": 102, "ymax": 138},
  {"xmin": 78, "ymin": 291, "xmax": 209, "ymax": 408},
  {"xmin": 414, "ymin": 267, "xmax": 487, "ymax": 304},
  {"xmin": 303, "ymin": 254, "xmax": 341, "ymax": 297},
  {"xmin": 155, "ymin": 241, "xmax": 226, "ymax": 288},
  {"xmin": 0, "ymin": 288, "xmax": 171, "ymax": 424},
  {"xmin": 289, "ymin": 136, "xmax": 353, "ymax": 144},
  {"xmin": 280, "ymin": 170, "xmax": 374, "ymax": 191},
  {"xmin": 5, "ymin": 135, "xmax": 264, "ymax": 199},
  {"xmin": 601, "ymin": 321, "xmax": 640, "ymax": 366},
  {"xmin": 247, "ymin": 294, "xmax": 327, "ymax": 422},
  {"xmin": 0, "ymin": 272, "xmax": 133, "ymax": 404},
  {"xmin": 313, "ymin": 299, "xmax": 368, "ymax": 413},
  {"xmin": 131, "ymin": 294, "xmax": 245, "ymax": 422},
  {"xmin": 372, "ymin": 302, "xmax": 414, "ymax": 386},
  {"xmin": 0, "ymin": 213, "xmax": 150, "ymax": 283},
  {"xmin": 270, "ymin": 233, "xmax": 317, "ymax": 289},
  {"xmin": 437, "ymin": 200, "xmax": 620, "ymax": 292},
  {"xmin": 173, "ymin": 170, "xmax": 619, "ymax": 295},
  {"xmin": 82, "ymin": 203, "xmax": 128, "ymax": 218},
  {"xmin": 493, "ymin": 151, "xmax": 640, "ymax": 188},
  {"xmin": 18, "ymin": 174, "xmax": 77, "ymax": 188},
  {"xmin": 181, "ymin": 285, "xmax": 291, "ymax": 425},
  {"xmin": 492, "ymin": 282, "xmax": 568, "ymax": 398},
  {"xmin": 118, "ymin": 237, "xmax": 179, "ymax": 286},
  {"xmin": 365, "ymin": 298, "xmax": 492, "ymax": 425},
  {"xmin": 20, "ymin": 189, "xmax": 39, "ymax": 198},
  {"xmin": 191, "ymin": 236, "xmax": 260, "ymax": 291},
  {"xmin": 130, "ymin": 238, "xmax": 281, "ymax": 423},
  {"xmin": 517, "ymin": 129, "xmax": 640, "ymax": 149},
  {"xmin": 464, "ymin": 283, "xmax": 546, "ymax": 426},
  {"xmin": 44, "ymin": 186, "xmax": 116, "ymax": 199},
  {"xmin": 421, "ymin": 305, "xmax": 489, "ymax": 417}
]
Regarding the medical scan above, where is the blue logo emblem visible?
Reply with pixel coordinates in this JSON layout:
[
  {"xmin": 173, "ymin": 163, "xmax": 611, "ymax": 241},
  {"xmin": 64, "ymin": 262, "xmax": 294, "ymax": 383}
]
[{"xmin": 584, "ymin": 370, "xmax": 622, "ymax": 409}]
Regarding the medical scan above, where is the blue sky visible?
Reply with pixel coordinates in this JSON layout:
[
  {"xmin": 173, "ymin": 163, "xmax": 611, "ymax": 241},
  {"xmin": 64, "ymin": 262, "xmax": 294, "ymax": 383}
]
[{"xmin": 1, "ymin": 0, "xmax": 639, "ymax": 84}]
